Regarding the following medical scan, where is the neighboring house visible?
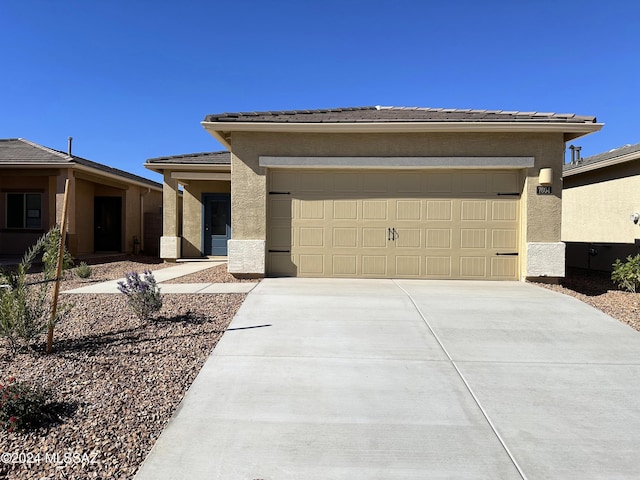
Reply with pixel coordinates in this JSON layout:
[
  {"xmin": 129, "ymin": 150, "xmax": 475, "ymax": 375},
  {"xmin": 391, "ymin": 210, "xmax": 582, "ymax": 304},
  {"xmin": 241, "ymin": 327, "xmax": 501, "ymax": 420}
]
[
  {"xmin": 148, "ymin": 106, "xmax": 601, "ymax": 280},
  {"xmin": 0, "ymin": 138, "xmax": 163, "ymax": 257},
  {"xmin": 563, "ymin": 142, "xmax": 640, "ymax": 271}
]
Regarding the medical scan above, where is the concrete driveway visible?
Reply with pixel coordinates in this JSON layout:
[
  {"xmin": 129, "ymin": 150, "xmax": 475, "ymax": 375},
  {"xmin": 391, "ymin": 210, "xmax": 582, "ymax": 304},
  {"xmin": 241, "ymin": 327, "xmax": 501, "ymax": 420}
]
[{"xmin": 135, "ymin": 279, "xmax": 640, "ymax": 480}]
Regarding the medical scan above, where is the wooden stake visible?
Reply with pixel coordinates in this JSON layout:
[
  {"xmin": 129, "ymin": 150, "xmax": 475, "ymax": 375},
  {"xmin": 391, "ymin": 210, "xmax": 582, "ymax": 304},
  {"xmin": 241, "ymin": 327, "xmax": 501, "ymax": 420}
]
[{"xmin": 46, "ymin": 178, "xmax": 70, "ymax": 354}]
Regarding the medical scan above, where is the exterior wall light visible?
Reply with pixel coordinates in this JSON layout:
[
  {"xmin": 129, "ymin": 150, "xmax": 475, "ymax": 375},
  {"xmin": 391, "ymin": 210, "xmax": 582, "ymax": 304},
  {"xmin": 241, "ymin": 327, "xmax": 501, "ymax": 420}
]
[
  {"xmin": 539, "ymin": 168, "xmax": 553, "ymax": 186},
  {"xmin": 631, "ymin": 213, "xmax": 640, "ymax": 224}
]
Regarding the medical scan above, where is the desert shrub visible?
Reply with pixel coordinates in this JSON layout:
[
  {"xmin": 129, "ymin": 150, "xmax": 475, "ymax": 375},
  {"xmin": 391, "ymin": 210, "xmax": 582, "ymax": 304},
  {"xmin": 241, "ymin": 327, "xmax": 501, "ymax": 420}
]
[
  {"xmin": 75, "ymin": 262, "xmax": 92, "ymax": 279},
  {"xmin": 611, "ymin": 254, "xmax": 640, "ymax": 293},
  {"xmin": 0, "ymin": 227, "xmax": 72, "ymax": 354},
  {"xmin": 0, "ymin": 377, "xmax": 50, "ymax": 432},
  {"xmin": 117, "ymin": 271, "xmax": 162, "ymax": 323}
]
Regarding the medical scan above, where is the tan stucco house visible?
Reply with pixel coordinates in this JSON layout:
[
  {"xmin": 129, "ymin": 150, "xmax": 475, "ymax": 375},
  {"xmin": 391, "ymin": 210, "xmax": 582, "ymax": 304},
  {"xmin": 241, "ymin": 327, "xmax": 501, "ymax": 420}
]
[
  {"xmin": 148, "ymin": 106, "xmax": 602, "ymax": 280},
  {"xmin": 563, "ymin": 143, "xmax": 640, "ymax": 271},
  {"xmin": 0, "ymin": 138, "xmax": 163, "ymax": 257}
]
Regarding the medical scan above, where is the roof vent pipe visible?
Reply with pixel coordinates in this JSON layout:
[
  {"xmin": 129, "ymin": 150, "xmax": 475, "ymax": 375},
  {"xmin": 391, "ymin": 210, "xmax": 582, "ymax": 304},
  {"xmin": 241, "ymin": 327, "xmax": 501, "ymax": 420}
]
[
  {"xmin": 569, "ymin": 145, "xmax": 575, "ymax": 164},
  {"xmin": 576, "ymin": 146, "xmax": 582, "ymax": 163},
  {"xmin": 67, "ymin": 136, "xmax": 73, "ymax": 156}
]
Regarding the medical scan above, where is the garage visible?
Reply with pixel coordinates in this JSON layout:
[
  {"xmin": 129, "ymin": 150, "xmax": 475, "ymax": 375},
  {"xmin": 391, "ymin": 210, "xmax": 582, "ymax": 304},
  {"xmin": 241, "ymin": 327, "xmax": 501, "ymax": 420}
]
[
  {"xmin": 199, "ymin": 105, "xmax": 602, "ymax": 280},
  {"xmin": 267, "ymin": 169, "xmax": 523, "ymax": 279}
]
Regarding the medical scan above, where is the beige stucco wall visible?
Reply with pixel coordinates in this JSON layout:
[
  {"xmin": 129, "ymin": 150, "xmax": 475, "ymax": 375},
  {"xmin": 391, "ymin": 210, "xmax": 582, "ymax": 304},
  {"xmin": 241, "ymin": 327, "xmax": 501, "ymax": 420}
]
[
  {"xmin": 563, "ymin": 168, "xmax": 640, "ymax": 244},
  {"xmin": 231, "ymin": 131, "xmax": 564, "ymax": 239}
]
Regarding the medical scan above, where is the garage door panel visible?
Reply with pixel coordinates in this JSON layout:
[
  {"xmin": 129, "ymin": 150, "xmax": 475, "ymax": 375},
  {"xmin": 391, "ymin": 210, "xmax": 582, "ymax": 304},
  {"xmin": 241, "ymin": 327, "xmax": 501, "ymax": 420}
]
[
  {"xmin": 362, "ymin": 200, "xmax": 388, "ymax": 220},
  {"xmin": 426, "ymin": 200, "xmax": 453, "ymax": 220},
  {"xmin": 461, "ymin": 200, "xmax": 487, "ymax": 221},
  {"xmin": 492, "ymin": 201, "xmax": 518, "ymax": 221},
  {"xmin": 462, "ymin": 173, "xmax": 488, "ymax": 194},
  {"xmin": 395, "ymin": 228, "xmax": 421, "ymax": 248},
  {"xmin": 491, "ymin": 256, "xmax": 518, "ymax": 277},
  {"xmin": 270, "ymin": 172, "xmax": 297, "ymax": 192},
  {"xmin": 396, "ymin": 200, "xmax": 422, "ymax": 220},
  {"xmin": 299, "ymin": 255, "xmax": 324, "ymax": 275},
  {"xmin": 333, "ymin": 200, "xmax": 358, "ymax": 219},
  {"xmin": 362, "ymin": 228, "xmax": 388, "ymax": 248},
  {"xmin": 333, "ymin": 255, "xmax": 357, "ymax": 275},
  {"xmin": 426, "ymin": 229, "xmax": 452, "ymax": 249},
  {"xmin": 362, "ymin": 256, "xmax": 387, "ymax": 276},
  {"xmin": 460, "ymin": 229, "xmax": 487, "ymax": 249},
  {"xmin": 396, "ymin": 173, "xmax": 423, "ymax": 194},
  {"xmin": 299, "ymin": 199, "xmax": 325, "ymax": 219},
  {"xmin": 493, "ymin": 172, "xmax": 519, "ymax": 193},
  {"xmin": 362, "ymin": 173, "xmax": 389, "ymax": 193},
  {"xmin": 270, "ymin": 227, "xmax": 292, "ymax": 248},
  {"xmin": 333, "ymin": 173, "xmax": 361, "ymax": 193},
  {"xmin": 491, "ymin": 229, "xmax": 518, "ymax": 249},
  {"xmin": 299, "ymin": 227, "xmax": 325, "ymax": 247},
  {"xmin": 298, "ymin": 173, "xmax": 327, "ymax": 193},
  {"xmin": 333, "ymin": 228, "xmax": 358, "ymax": 248},
  {"xmin": 425, "ymin": 256, "xmax": 452, "ymax": 277},
  {"xmin": 460, "ymin": 257, "xmax": 487, "ymax": 277},
  {"xmin": 427, "ymin": 173, "xmax": 453, "ymax": 193},
  {"xmin": 269, "ymin": 253, "xmax": 296, "ymax": 276},
  {"xmin": 396, "ymin": 256, "xmax": 421, "ymax": 276}
]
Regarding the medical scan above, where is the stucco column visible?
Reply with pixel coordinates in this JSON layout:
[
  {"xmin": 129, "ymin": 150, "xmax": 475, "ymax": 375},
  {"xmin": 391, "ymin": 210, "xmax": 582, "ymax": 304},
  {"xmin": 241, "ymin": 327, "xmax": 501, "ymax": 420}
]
[
  {"xmin": 56, "ymin": 169, "xmax": 78, "ymax": 254},
  {"xmin": 160, "ymin": 173, "xmax": 181, "ymax": 260}
]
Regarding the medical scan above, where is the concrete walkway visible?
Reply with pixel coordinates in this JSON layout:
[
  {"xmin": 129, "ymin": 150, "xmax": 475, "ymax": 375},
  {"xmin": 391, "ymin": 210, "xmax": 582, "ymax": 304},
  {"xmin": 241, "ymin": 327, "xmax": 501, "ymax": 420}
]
[
  {"xmin": 62, "ymin": 261, "xmax": 256, "ymax": 294},
  {"xmin": 135, "ymin": 278, "xmax": 640, "ymax": 480}
]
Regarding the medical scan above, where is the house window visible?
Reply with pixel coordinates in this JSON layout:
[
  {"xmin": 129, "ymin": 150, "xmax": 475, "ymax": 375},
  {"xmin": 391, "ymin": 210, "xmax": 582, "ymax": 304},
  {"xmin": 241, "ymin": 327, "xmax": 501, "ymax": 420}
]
[{"xmin": 6, "ymin": 193, "xmax": 42, "ymax": 229}]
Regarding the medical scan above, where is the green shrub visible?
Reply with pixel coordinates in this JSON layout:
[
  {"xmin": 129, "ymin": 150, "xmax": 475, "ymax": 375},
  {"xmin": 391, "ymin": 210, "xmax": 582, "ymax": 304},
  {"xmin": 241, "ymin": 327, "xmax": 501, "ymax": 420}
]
[
  {"xmin": 75, "ymin": 262, "xmax": 92, "ymax": 279},
  {"xmin": 0, "ymin": 377, "xmax": 49, "ymax": 432},
  {"xmin": 611, "ymin": 254, "xmax": 640, "ymax": 293},
  {"xmin": 117, "ymin": 271, "xmax": 162, "ymax": 323}
]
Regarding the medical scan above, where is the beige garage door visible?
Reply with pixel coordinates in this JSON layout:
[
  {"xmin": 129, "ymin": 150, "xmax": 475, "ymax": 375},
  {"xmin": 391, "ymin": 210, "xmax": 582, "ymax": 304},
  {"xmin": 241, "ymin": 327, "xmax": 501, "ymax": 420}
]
[{"xmin": 267, "ymin": 170, "xmax": 522, "ymax": 279}]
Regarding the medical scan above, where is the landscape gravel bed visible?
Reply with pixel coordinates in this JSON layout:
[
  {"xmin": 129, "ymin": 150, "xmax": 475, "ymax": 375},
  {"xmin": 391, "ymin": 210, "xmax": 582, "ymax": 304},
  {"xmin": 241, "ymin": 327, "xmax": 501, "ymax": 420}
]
[
  {"xmin": 529, "ymin": 267, "xmax": 640, "ymax": 332},
  {"xmin": 0, "ymin": 260, "xmax": 247, "ymax": 479},
  {"xmin": 168, "ymin": 263, "xmax": 259, "ymax": 284}
]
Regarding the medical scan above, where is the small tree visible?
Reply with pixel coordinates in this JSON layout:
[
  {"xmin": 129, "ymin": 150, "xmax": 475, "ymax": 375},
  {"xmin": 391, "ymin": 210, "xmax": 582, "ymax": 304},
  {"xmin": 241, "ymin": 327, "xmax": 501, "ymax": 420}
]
[
  {"xmin": 117, "ymin": 271, "xmax": 162, "ymax": 324},
  {"xmin": 0, "ymin": 227, "xmax": 72, "ymax": 355}
]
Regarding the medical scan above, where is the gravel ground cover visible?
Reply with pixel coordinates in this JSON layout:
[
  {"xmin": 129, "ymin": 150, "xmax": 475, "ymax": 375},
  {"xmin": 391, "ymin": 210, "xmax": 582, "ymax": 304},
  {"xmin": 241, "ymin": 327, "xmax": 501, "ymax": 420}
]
[
  {"xmin": 169, "ymin": 263, "xmax": 259, "ymax": 284},
  {"xmin": 529, "ymin": 267, "xmax": 640, "ymax": 332},
  {"xmin": 0, "ymin": 260, "xmax": 248, "ymax": 479}
]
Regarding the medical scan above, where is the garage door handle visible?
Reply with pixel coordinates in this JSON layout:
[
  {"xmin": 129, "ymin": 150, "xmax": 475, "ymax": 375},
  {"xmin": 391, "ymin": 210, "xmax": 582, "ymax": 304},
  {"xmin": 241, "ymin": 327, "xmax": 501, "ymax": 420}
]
[
  {"xmin": 496, "ymin": 252, "xmax": 518, "ymax": 256},
  {"xmin": 388, "ymin": 228, "xmax": 391, "ymax": 241}
]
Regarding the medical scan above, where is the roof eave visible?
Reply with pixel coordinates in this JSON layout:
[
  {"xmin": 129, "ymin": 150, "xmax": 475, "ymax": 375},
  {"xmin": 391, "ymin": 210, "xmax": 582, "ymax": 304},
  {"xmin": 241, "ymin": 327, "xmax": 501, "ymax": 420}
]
[
  {"xmin": 563, "ymin": 151, "xmax": 640, "ymax": 178},
  {"xmin": 144, "ymin": 162, "xmax": 231, "ymax": 174},
  {"xmin": 202, "ymin": 121, "xmax": 603, "ymax": 144}
]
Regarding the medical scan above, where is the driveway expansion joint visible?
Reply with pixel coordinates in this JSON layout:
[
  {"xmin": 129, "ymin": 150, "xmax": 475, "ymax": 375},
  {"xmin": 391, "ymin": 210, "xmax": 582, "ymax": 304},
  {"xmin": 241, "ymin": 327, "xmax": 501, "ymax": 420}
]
[{"xmin": 392, "ymin": 279, "xmax": 528, "ymax": 480}]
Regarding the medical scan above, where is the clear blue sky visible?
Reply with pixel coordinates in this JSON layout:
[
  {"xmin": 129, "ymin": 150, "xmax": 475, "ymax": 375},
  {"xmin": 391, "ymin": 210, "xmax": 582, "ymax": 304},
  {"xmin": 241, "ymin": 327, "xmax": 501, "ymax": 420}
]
[{"xmin": 1, "ymin": 0, "xmax": 638, "ymax": 182}]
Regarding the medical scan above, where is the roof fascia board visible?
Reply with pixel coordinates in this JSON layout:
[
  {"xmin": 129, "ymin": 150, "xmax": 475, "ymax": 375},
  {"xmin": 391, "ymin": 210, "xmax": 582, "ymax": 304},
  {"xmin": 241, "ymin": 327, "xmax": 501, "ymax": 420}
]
[
  {"xmin": 202, "ymin": 120, "xmax": 603, "ymax": 136},
  {"xmin": 563, "ymin": 152, "xmax": 640, "ymax": 177},
  {"xmin": 170, "ymin": 171, "xmax": 231, "ymax": 181},
  {"xmin": 143, "ymin": 162, "xmax": 231, "ymax": 173},
  {"xmin": 73, "ymin": 164, "xmax": 162, "ymax": 191},
  {"xmin": 260, "ymin": 156, "xmax": 535, "ymax": 169}
]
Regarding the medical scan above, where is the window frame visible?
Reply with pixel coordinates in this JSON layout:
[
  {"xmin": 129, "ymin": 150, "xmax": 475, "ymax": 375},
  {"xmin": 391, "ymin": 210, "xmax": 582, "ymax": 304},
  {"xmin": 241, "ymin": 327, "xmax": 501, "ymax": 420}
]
[{"xmin": 5, "ymin": 192, "xmax": 43, "ymax": 230}]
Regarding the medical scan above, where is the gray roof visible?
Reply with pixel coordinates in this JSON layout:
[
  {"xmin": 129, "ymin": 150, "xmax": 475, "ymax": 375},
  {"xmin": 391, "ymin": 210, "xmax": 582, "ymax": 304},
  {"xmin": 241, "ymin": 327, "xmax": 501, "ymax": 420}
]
[
  {"xmin": 564, "ymin": 142, "xmax": 640, "ymax": 172},
  {"xmin": 0, "ymin": 138, "xmax": 161, "ymax": 189},
  {"xmin": 204, "ymin": 106, "xmax": 597, "ymax": 124},
  {"xmin": 146, "ymin": 151, "xmax": 230, "ymax": 164}
]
